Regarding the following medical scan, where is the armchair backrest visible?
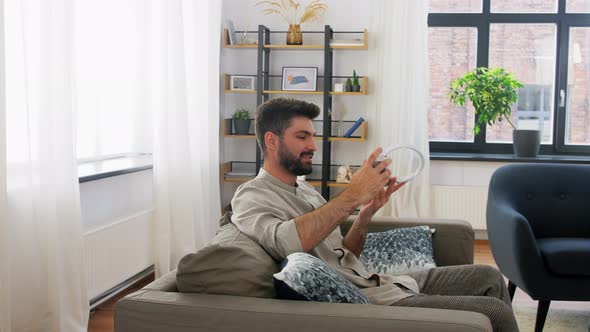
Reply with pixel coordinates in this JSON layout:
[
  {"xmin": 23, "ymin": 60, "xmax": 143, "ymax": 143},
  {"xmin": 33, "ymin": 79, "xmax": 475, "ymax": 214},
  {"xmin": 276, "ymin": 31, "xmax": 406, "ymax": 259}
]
[{"xmin": 489, "ymin": 163, "xmax": 590, "ymax": 238}]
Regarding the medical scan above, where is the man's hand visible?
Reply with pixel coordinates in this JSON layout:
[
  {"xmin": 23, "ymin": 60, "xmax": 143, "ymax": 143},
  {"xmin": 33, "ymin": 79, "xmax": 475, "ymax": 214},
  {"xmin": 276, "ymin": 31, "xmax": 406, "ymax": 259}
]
[
  {"xmin": 359, "ymin": 177, "xmax": 406, "ymax": 217},
  {"xmin": 341, "ymin": 147, "xmax": 393, "ymax": 207}
]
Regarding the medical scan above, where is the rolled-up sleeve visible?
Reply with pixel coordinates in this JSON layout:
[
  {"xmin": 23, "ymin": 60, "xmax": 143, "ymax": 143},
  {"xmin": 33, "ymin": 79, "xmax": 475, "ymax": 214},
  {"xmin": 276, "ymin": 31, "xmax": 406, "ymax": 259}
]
[{"xmin": 231, "ymin": 184, "xmax": 303, "ymax": 261}]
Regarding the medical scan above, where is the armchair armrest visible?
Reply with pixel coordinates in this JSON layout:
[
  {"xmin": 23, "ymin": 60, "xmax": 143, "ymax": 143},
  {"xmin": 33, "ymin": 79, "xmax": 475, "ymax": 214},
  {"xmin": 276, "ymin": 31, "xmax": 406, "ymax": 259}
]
[
  {"xmin": 115, "ymin": 289, "xmax": 492, "ymax": 332},
  {"xmin": 341, "ymin": 216, "xmax": 474, "ymax": 266}
]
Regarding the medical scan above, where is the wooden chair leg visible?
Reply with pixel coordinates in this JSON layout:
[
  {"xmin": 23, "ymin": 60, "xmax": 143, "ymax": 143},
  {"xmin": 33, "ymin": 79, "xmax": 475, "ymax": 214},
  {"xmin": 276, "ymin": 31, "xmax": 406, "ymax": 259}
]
[
  {"xmin": 507, "ymin": 280, "xmax": 516, "ymax": 301},
  {"xmin": 535, "ymin": 300, "xmax": 551, "ymax": 332}
]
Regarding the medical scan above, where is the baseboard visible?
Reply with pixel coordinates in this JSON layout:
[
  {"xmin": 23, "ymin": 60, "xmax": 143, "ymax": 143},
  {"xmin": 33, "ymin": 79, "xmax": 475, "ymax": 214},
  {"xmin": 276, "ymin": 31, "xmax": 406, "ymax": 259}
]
[
  {"xmin": 89, "ymin": 265, "xmax": 154, "ymax": 310},
  {"xmin": 474, "ymin": 229, "xmax": 488, "ymax": 240}
]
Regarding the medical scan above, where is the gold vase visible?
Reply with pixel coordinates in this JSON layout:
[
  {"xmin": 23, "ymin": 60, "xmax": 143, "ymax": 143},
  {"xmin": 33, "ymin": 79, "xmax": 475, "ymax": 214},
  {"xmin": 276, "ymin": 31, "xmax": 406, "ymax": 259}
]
[{"xmin": 286, "ymin": 24, "xmax": 303, "ymax": 45}]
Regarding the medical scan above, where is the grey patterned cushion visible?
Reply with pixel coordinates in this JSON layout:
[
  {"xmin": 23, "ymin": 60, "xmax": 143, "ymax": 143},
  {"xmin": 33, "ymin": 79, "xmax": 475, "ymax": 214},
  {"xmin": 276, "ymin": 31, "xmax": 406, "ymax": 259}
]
[
  {"xmin": 360, "ymin": 226, "xmax": 436, "ymax": 275},
  {"xmin": 273, "ymin": 252, "xmax": 370, "ymax": 304}
]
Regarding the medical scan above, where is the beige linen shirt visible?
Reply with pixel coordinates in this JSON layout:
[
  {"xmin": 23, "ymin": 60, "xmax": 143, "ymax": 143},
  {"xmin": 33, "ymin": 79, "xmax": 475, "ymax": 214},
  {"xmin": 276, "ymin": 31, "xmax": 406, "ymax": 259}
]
[{"xmin": 231, "ymin": 169, "xmax": 419, "ymax": 305}]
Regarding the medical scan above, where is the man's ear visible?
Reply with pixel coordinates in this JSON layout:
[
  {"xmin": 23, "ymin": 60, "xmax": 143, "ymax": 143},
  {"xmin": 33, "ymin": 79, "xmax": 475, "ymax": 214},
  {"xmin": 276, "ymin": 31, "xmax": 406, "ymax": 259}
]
[{"xmin": 264, "ymin": 132, "xmax": 278, "ymax": 152}]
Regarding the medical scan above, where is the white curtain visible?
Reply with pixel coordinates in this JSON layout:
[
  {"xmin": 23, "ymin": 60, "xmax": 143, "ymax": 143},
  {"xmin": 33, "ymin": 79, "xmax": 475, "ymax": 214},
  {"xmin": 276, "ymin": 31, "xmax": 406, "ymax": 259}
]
[
  {"xmin": 74, "ymin": 0, "xmax": 152, "ymax": 160},
  {"xmin": 1, "ymin": 0, "xmax": 89, "ymax": 330},
  {"xmin": 367, "ymin": 0, "xmax": 431, "ymax": 218},
  {"xmin": 150, "ymin": 0, "xmax": 222, "ymax": 277}
]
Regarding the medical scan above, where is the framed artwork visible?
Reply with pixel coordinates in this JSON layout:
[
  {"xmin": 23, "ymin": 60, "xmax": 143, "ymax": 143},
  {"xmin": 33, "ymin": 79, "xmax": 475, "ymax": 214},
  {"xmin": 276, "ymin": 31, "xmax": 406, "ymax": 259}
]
[
  {"xmin": 281, "ymin": 67, "xmax": 318, "ymax": 91},
  {"xmin": 230, "ymin": 75, "xmax": 256, "ymax": 90},
  {"xmin": 226, "ymin": 19, "xmax": 237, "ymax": 45}
]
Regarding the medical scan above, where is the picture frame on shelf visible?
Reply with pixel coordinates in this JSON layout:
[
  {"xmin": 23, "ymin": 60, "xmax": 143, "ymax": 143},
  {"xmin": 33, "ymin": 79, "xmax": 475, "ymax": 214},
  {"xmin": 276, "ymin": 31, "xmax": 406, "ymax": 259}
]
[
  {"xmin": 226, "ymin": 19, "xmax": 237, "ymax": 45},
  {"xmin": 230, "ymin": 75, "xmax": 256, "ymax": 90},
  {"xmin": 281, "ymin": 67, "xmax": 318, "ymax": 91}
]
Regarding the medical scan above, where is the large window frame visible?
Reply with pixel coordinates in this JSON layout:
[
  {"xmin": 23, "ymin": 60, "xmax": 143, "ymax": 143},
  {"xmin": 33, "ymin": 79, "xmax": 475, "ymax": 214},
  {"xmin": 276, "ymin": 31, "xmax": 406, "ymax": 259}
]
[{"xmin": 429, "ymin": 0, "xmax": 590, "ymax": 156}]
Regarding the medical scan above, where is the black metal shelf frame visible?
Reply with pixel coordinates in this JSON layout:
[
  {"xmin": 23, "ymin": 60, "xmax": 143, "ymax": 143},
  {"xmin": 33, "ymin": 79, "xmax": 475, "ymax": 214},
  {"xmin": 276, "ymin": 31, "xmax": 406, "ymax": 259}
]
[{"xmin": 252, "ymin": 24, "xmax": 365, "ymax": 199}]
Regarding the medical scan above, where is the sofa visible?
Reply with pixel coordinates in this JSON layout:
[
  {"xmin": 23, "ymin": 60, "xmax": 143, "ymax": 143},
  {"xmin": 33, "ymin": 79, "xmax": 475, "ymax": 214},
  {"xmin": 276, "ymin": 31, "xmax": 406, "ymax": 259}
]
[{"xmin": 115, "ymin": 216, "xmax": 494, "ymax": 332}]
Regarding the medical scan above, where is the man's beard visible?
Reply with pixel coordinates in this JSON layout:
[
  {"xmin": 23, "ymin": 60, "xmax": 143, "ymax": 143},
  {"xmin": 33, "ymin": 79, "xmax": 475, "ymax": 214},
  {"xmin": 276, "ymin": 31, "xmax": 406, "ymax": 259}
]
[{"xmin": 278, "ymin": 140, "xmax": 314, "ymax": 176}]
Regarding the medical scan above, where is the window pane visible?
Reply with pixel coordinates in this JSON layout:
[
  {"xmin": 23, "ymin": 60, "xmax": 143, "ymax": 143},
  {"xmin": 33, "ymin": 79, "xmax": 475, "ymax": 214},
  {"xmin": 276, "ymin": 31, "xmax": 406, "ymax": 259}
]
[
  {"xmin": 566, "ymin": 28, "xmax": 590, "ymax": 145},
  {"xmin": 491, "ymin": 0, "xmax": 557, "ymax": 13},
  {"xmin": 428, "ymin": 28, "xmax": 477, "ymax": 142},
  {"xmin": 567, "ymin": 0, "xmax": 590, "ymax": 13},
  {"xmin": 488, "ymin": 24, "xmax": 557, "ymax": 144},
  {"xmin": 429, "ymin": 0, "xmax": 482, "ymax": 13}
]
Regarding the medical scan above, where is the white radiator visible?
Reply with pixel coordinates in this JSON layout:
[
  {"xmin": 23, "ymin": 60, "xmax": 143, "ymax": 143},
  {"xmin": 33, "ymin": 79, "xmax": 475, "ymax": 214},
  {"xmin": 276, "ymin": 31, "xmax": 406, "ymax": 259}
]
[
  {"xmin": 431, "ymin": 185, "xmax": 489, "ymax": 230},
  {"xmin": 84, "ymin": 209, "xmax": 154, "ymax": 301}
]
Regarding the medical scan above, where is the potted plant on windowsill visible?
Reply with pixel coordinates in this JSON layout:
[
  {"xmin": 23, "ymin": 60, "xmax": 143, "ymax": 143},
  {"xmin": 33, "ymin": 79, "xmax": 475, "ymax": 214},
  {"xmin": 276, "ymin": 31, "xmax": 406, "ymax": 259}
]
[
  {"xmin": 448, "ymin": 67, "xmax": 538, "ymax": 157},
  {"xmin": 232, "ymin": 109, "xmax": 251, "ymax": 135}
]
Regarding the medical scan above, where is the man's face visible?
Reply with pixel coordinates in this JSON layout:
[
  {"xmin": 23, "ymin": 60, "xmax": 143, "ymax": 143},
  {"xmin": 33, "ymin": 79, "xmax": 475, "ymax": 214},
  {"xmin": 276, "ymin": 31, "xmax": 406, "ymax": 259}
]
[{"xmin": 277, "ymin": 117, "xmax": 317, "ymax": 176}]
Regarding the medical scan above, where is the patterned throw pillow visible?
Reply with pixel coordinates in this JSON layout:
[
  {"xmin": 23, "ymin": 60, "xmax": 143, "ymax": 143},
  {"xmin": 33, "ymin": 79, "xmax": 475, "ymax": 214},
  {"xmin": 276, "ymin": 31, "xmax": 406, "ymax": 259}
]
[
  {"xmin": 273, "ymin": 252, "xmax": 370, "ymax": 304},
  {"xmin": 360, "ymin": 226, "xmax": 436, "ymax": 276}
]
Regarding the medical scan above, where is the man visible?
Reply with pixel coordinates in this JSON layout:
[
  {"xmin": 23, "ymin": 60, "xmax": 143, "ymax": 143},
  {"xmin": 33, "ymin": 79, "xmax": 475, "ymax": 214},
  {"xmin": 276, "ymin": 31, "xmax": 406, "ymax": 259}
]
[{"xmin": 231, "ymin": 98, "xmax": 518, "ymax": 332}]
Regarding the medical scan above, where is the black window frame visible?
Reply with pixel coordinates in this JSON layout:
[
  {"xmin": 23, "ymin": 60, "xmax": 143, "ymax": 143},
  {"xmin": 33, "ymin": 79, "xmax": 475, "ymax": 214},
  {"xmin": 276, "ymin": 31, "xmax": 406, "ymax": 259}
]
[{"xmin": 428, "ymin": 0, "xmax": 590, "ymax": 156}]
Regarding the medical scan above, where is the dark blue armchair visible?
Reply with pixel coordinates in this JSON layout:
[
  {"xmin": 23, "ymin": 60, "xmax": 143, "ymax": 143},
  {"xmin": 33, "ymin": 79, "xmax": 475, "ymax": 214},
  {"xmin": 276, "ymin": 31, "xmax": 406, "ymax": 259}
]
[{"xmin": 487, "ymin": 163, "xmax": 590, "ymax": 332}]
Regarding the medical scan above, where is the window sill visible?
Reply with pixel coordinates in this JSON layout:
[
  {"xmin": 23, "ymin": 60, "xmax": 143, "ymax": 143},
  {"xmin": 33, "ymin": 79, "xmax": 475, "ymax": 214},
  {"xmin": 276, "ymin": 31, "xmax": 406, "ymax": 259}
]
[
  {"xmin": 430, "ymin": 152, "xmax": 590, "ymax": 164},
  {"xmin": 78, "ymin": 155, "xmax": 153, "ymax": 183}
]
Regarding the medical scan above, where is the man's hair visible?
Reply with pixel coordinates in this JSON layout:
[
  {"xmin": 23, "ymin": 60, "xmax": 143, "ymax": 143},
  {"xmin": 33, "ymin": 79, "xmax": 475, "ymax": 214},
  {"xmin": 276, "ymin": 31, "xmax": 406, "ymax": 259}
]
[{"xmin": 255, "ymin": 98, "xmax": 320, "ymax": 153}]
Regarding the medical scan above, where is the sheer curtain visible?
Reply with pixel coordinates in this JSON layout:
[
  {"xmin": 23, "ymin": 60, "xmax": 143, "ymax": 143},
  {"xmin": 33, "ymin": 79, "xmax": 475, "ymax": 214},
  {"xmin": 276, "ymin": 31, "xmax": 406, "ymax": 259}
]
[
  {"xmin": 367, "ymin": 0, "xmax": 431, "ymax": 218},
  {"xmin": 149, "ymin": 0, "xmax": 222, "ymax": 277},
  {"xmin": 74, "ymin": 0, "xmax": 152, "ymax": 161},
  {"xmin": 1, "ymin": 0, "xmax": 89, "ymax": 330}
]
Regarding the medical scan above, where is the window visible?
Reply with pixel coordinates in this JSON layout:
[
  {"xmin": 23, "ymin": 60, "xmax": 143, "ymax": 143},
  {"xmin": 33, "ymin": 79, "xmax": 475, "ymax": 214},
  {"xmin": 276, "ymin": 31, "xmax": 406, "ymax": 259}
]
[{"xmin": 428, "ymin": 0, "xmax": 590, "ymax": 155}]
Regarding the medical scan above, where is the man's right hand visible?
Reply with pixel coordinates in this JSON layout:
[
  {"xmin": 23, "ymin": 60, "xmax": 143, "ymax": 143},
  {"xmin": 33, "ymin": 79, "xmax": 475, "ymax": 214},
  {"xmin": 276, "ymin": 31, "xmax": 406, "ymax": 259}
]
[{"xmin": 343, "ymin": 147, "xmax": 393, "ymax": 206}]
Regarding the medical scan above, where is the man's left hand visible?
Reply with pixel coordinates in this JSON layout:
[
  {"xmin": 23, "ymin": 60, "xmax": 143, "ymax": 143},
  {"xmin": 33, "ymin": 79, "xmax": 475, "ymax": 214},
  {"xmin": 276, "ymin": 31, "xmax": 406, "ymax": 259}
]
[{"xmin": 359, "ymin": 177, "xmax": 405, "ymax": 218}]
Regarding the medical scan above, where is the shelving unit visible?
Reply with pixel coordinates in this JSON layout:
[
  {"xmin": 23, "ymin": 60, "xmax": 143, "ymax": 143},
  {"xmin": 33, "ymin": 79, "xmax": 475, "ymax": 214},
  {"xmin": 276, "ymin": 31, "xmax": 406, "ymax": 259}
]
[
  {"xmin": 223, "ymin": 25, "xmax": 368, "ymax": 200},
  {"xmin": 222, "ymin": 118, "xmax": 367, "ymax": 142},
  {"xmin": 222, "ymin": 161, "xmax": 360, "ymax": 189}
]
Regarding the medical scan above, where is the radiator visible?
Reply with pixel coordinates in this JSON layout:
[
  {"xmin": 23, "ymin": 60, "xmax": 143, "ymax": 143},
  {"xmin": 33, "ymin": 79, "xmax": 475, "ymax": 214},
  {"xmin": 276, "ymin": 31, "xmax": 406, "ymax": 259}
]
[
  {"xmin": 84, "ymin": 209, "xmax": 154, "ymax": 302},
  {"xmin": 431, "ymin": 185, "xmax": 489, "ymax": 230}
]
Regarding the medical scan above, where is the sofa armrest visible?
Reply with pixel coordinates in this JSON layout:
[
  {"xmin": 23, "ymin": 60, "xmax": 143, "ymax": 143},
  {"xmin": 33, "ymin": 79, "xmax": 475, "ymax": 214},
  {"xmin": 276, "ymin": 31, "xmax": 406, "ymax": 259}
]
[
  {"xmin": 115, "ymin": 290, "xmax": 491, "ymax": 332},
  {"xmin": 341, "ymin": 216, "xmax": 474, "ymax": 266}
]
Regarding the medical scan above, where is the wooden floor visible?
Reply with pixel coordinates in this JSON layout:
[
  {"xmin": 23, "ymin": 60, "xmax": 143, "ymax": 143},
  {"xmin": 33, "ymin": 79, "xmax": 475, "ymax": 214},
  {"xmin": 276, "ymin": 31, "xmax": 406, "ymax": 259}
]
[{"xmin": 88, "ymin": 240, "xmax": 589, "ymax": 331}]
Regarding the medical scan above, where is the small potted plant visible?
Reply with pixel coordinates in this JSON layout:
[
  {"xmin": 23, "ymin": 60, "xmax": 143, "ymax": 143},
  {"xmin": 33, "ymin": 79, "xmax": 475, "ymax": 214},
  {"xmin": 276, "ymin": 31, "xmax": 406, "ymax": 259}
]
[
  {"xmin": 232, "ymin": 108, "xmax": 251, "ymax": 135},
  {"xmin": 352, "ymin": 70, "xmax": 361, "ymax": 92},
  {"xmin": 448, "ymin": 67, "xmax": 536, "ymax": 157},
  {"xmin": 345, "ymin": 77, "xmax": 353, "ymax": 92}
]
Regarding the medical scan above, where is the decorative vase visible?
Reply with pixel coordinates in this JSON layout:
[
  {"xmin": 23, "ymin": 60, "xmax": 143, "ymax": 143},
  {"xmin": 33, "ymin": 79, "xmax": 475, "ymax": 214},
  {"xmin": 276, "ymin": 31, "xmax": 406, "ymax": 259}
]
[
  {"xmin": 513, "ymin": 129, "xmax": 541, "ymax": 157},
  {"xmin": 234, "ymin": 119, "xmax": 252, "ymax": 135},
  {"xmin": 286, "ymin": 24, "xmax": 303, "ymax": 45},
  {"xmin": 352, "ymin": 85, "xmax": 361, "ymax": 92}
]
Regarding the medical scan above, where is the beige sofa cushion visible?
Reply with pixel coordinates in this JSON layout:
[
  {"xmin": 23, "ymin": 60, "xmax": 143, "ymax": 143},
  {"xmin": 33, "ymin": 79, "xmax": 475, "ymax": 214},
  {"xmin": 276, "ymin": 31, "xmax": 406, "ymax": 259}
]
[{"xmin": 176, "ymin": 215, "xmax": 278, "ymax": 298}]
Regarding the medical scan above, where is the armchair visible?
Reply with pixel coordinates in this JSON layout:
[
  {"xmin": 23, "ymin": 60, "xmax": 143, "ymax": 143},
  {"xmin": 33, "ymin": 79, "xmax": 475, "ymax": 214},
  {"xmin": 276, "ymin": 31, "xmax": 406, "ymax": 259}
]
[{"xmin": 487, "ymin": 163, "xmax": 590, "ymax": 332}]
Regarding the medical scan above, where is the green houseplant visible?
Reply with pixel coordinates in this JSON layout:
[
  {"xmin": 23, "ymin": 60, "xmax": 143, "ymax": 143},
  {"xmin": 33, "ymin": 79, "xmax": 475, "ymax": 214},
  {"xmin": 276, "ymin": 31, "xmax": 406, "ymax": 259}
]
[
  {"xmin": 448, "ymin": 67, "xmax": 539, "ymax": 157},
  {"xmin": 232, "ymin": 109, "xmax": 251, "ymax": 135},
  {"xmin": 352, "ymin": 70, "xmax": 361, "ymax": 92},
  {"xmin": 345, "ymin": 77, "xmax": 353, "ymax": 92}
]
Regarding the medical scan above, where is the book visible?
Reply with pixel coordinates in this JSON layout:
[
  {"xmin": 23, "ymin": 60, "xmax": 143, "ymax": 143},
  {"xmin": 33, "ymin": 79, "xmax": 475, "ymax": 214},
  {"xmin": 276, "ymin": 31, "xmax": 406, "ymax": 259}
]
[
  {"xmin": 226, "ymin": 19, "xmax": 236, "ymax": 45},
  {"xmin": 343, "ymin": 117, "xmax": 365, "ymax": 138}
]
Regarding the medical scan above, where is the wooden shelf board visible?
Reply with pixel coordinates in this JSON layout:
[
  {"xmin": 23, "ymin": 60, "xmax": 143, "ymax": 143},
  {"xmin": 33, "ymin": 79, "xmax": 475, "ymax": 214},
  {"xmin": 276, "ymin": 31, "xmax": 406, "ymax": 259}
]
[
  {"xmin": 263, "ymin": 90, "xmax": 323, "ymax": 95},
  {"xmin": 330, "ymin": 91, "xmax": 366, "ymax": 95},
  {"xmin": 307, "ymin": 181, "xmax": 322, "ymax": 187},
  {"xmin": 264, "ymin": 45, "xmax": 324, "ymax": 49},
  {"xmin": 224, "ymin": 89, "xmax": 256, "ymax": 94},
  {"xmin": 225, "ymin": 44, "xmax": 257, "ymax": 49}
]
